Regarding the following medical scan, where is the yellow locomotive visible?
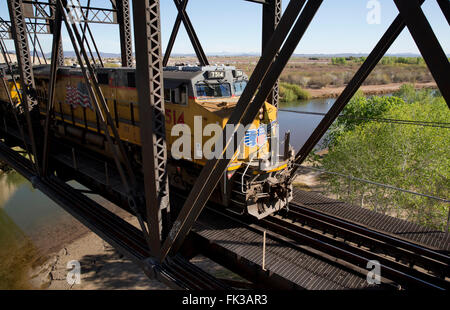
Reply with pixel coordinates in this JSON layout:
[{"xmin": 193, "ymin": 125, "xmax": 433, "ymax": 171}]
[{"xmin": 0, "ymin": 64, "xmax": 293, "ymax": 219}]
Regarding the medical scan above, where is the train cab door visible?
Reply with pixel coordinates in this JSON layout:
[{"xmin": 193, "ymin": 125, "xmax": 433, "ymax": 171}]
[{"xmin": 164, "ymin": 82, "xmax": 188, "ymax": 144}]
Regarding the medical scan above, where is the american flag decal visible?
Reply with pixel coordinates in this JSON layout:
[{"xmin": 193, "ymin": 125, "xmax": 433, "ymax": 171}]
[
  {"xmin": 65, "ymin": 82, "xmax": 93, "ymax": 110},
  {"xmin": 244, "ymin": 125, "xmax": 267, "ymax": 148}
]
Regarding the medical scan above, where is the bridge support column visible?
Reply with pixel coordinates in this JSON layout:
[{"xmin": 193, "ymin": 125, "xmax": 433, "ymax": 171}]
[
  {"xmin": 7, "ymin": 0, "xmax": 41, "ymax": 174},
  {"xmin": 116, "ymin": 0, "xmax": 133, "ymax": 67},
  {"xmin": 132, "ymin": 0, "xmax": 171, "ymax": 258},
  {"xmin": 262, "ymin": 0, "xmax": 282, "ymax": 108}
]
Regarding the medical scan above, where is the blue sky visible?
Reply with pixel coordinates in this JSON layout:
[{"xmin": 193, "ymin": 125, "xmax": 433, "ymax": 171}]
[{"xmin": 1, "ymin": 0, "xmax": 449, "ymax": 55}]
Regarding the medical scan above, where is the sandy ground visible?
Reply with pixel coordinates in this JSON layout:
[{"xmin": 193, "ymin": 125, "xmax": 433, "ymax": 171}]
[
  {"xmin": 28, "ymin": 231, "xmax": 170, "ymax": 290},
  {"xmin": 25, "ymin": 195, "xmax": 172, "ymax": 290},
  {"xmin": 26, "ymin": 196, "xmax": 238, "ymax": 290},
  {"xmin": 306, "ymin": 82, "xmax": 437, "ymax": 98}
]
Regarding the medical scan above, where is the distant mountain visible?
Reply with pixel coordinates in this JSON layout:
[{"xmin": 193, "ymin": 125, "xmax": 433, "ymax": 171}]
[{"xmin": 11, "ymin": 50, "xmax": 449, "ymax": 59}]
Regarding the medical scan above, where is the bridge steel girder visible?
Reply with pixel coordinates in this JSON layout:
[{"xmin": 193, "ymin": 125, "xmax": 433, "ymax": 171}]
[
  {"xmin": 394, "ymin": 0, "xmax": 450, "ymax": 107},
  {"xmin": 164, "ymin": 0, "xmax": 209, "ymax": 67},
  {"xmin": 132, "ymin": 0, "xmax": 171, "ymax": 258},
  {"xmin": 115, "ymin": 0, "xmax": 133, "ymax": 67},
  {"xmin": 159, "ymin": 0, "xmax": 323, "ymax": 262},
  {"xmin": 7, "ymin": 0, "xmax": 41, "ymax": 175},
  {"xmin": 262, "ymin": 0, "xmax": 282, "ymax": 108},
  {"xmin": 49, "ymin": 0, "xmax": 64, "ymax": 66},
  {"xmin": 437, "ymin": 0, "xmax": 450, "ymax": 25},
  {"xmin": 163, "ymin": 0, "xmax": 189, "ymax": 67},
  {"xmin": 42, "ymin": 0, "xmax": 63, "ymax": 176},
  {"xmin": 290, "ymin": 0, "xmax": 450, "ymax": 173}
]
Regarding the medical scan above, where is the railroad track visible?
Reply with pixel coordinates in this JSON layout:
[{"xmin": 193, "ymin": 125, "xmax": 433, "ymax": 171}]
[
  {"xmin": 3, "ymin": 126, "xmax": 449, "ymax": 290},
  {"xmin": 254, "ymin": 203, "xmax": 450, "ymax": 290}
]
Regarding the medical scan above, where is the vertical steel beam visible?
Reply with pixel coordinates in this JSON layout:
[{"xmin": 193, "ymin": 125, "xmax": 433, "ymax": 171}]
[
  {"xmin": 50, "ymin": 0, "xmax": 64, "ymax": 66},
  {"xmin": 160, "ymin": 0, "xmax": 322, "ymax": 261},
  {"xmin": 172, "ymin": 0, "xmax": 209, "ymax": 66},
  {"xmin": 394, "ymin": 0, "xmax": 450, "ymax": 106},
  {"xmin": 43, "ymin": 0, "xmax": 63, "ymax": 175},
  {"xmin": 132, "ymin": 0, "xmax": 171, "ymax": 257},
  {"xmin": 7, "ymin": 0, "xmax": 41, "ymax": 174},
  {"xmin": 289, "ymin": 0, "xmax": 427, "ymax": 173},
  {"xmin": 116, "ymin": 0, "xmax": 133, "ymax": 67},
  {"xmin": 262, "ymin": 0, "xmax": 282, "ymax": 108}
]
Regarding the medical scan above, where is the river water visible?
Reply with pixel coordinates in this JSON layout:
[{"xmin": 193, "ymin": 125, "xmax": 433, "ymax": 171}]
[
  {"xmin": 0, "ymin": 172, "xmax": 91, "ymax": 289},
  {"xmin": 278, "ymin": 97, "xmax": 335, "ymax": 152},
  {"xmin": 0, "ymin": 97, "xmax": 333, "ymax": 289}
]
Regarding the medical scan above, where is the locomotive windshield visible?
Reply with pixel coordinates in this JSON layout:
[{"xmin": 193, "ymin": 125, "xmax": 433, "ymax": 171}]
[
  {"xmin": 234, "ymin": 80, "xmax": 247, "ymax": 96},
  {"xmin": 196, "ymin": 82, "xmax": 231, "ymax": 98}
]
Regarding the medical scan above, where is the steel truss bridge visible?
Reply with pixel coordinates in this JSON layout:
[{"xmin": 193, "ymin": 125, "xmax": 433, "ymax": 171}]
[{"xmin": 0, "ymin": 0, "xmax": 449, "ymax": 290}]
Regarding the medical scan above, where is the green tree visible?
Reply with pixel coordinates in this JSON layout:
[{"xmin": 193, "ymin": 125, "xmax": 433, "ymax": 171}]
[{"xmin": 319, "ymin": 95, "xmax": 450, "ymax": 230}]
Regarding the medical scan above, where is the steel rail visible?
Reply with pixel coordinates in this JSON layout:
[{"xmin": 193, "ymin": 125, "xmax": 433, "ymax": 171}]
[
  {"xmin": 281, "ymin": 203, "xmax": 450, "ymax": 277},
  {"xmin": 205, "ymin": 204, "xmax": 445, "ymax": 289},
  {"xmin": 259, "ymin": 214, "xmax": 447, "ymax": 289}
]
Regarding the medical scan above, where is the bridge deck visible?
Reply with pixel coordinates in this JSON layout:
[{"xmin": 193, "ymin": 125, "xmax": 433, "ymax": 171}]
[
  {"xmin": 193, "ymin": 211, "xmax": 376, "ymax": 290},
  {"xmin": 292, "ymin": 188, "xmax": 450, "ymax": 252}
]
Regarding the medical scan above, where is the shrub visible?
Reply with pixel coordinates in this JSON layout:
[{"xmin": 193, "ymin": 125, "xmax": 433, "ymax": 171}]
[
  {"xmin": 279, "ymin": 82, "xmax": 311, "ymax": 102},
  {"xmin": 320, "ymin": 95, "xmax": 449, "ymax": 230},
  {"xmin": 331, "ymin": 57, "xmax": 347, "ymax": 65},
  {"xmin": 325, "ymin": 91, "xmax": 405, "ymax": 146}
]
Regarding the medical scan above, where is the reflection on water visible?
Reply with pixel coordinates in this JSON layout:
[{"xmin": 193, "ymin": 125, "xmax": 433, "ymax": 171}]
[
  {"xmin": 0, "ymin": 172, "xmax": 69, "ymax": 289},
  {"xmin": 278, "ymin": 97, "xmax": 336, "ymax": 152},
  {"xmin": 0, "ymin": 207, "xmax": 37, "ymax": 289}
]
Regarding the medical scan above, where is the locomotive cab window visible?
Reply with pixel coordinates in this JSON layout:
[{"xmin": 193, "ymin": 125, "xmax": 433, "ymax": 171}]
[
  {"xmin": 164, "ymin": 84, "xmax": 188, "ymax": 106},
  {"xmin": 234, "ymin": 80, "xmax": 248, "ymax": 96},
  {"xmin": 97, "ymin": 72, "xmax": 109, "ymax": 85},
  {"xmin": 127, "ymin": 72, "xmax": 136, "ymax": 88},
  {"xmin": 196, "ymin": 83, "xmax": 231, "ymax": 98}
]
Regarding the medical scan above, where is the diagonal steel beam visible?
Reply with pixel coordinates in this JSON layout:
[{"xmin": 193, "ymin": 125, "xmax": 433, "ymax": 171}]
[
  {"xmin": 58, "ymin": 0, "xmax": 138, "ymax": 200},
  {"xmin": 437, "ymin": 0, "xmax": 450, "ymax": 25},
  {"xmin": 394, "ymin": 0, "xmax": 450, "ymax": 107},
  {"xmin": 163, "ymin": 0, "xmax": 188, "ymax": 67},
  {"xmin": 159, "ymin": 0, "xmax": 323, "ymax": 262},
  {"xmin": 172, "ymin": 0, "xmax": 209, "ymax": 66},
  {"xmin": 289, "ymin": 0, "xmax": 428, "ymax": 174},
  {"xmin": 0, "ymin": 38, "xmax": 33, "ymax": 162}
]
